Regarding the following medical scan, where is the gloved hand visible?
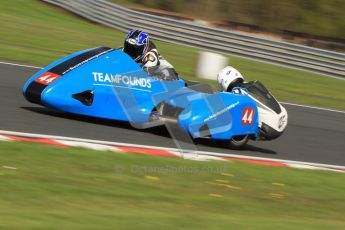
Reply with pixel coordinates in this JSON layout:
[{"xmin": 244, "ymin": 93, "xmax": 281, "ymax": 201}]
[{"xmin": 142, "ymin": 51, "xmax": 159, "ymax": 68}]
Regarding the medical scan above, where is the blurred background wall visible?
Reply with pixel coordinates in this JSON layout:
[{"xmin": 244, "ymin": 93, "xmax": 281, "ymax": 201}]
[{"xmin": 113, "ymin": 0, "xmax": 345, "ymax": 50}]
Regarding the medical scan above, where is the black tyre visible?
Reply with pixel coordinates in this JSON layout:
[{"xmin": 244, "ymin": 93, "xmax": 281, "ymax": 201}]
[{"xmin": 228, "ymin": 135, "xmax": 249, "ymax": 149}]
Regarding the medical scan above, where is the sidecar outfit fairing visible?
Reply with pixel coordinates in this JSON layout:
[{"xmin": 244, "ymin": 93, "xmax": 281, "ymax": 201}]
[{"xmin": 23, "ymin": 47, "xmax": 286, "ymax": 148}]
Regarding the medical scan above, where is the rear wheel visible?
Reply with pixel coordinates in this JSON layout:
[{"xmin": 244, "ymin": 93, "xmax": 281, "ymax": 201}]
[{"xmin": 228, "ymin": 135, "xmax": 249, "ymax": 149}]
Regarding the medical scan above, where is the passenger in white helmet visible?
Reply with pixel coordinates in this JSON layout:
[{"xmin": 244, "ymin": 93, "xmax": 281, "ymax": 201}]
[{"xmin": 217, "ymin": 66, "xmax": 246, "ymax": 92}]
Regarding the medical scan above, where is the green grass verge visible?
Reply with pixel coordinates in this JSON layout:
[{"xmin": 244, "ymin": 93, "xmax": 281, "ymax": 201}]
[
  {"xmin": 0, "ymin": 0, "xmax": 345, "ymax": 110},
  {"xmin": 0, "ymin": 141, "xmax": 345, "ymax": 229}
]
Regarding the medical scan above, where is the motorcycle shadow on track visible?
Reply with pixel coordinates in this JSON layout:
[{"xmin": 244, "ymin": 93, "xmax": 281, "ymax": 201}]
[
  {"xmin": 194, "ymin": 138, "xmax": 277, "ymax": 155},
  {"xmin": 21, "ymin": 106, "xmax": 277, "ymax": 155}
]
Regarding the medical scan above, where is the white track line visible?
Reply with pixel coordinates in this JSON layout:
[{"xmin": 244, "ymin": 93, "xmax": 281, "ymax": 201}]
[
  {"xmin": 0, "ymin": 134, "xmax": 11, "ymax": 141},
  {"xmin": 197, "ymin": 150, "xmax": 345, "ymax": 170},
  {"xmin": 281, "ymin": 102, "xmax": 345, "ymax": 114},
  {"xmin": 0, "ymin": 61, "xmax": 42, "ymax": 69},
  {"xmin": 1, "ymin": 130, "xmax": 344, "ymax": 170},
  {"xmin": 56, "ymin": 140, "xmax": 123, "ymax": 152},
  {"xmin": 0, "ymin": 61, "xmax": 344, "ymax": 113}
]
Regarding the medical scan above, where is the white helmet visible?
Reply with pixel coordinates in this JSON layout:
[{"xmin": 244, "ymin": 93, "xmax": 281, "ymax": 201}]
[{"xmin": 217, "ymin": 66, "xmax": 244, "ymax": 92}]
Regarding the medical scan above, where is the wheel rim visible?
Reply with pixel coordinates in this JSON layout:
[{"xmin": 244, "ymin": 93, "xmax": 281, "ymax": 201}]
[{"xmin": 231, "ymin": 135, "xmax": 248, "ymax": 144}]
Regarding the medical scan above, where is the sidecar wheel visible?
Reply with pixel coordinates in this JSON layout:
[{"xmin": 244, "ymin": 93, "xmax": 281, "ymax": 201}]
[{"xmin": 228, "ymin": 135, "xmax": 249, "ymax": 149}]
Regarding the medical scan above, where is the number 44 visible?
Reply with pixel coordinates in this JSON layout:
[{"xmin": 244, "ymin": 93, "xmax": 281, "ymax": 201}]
[
  {"xmin": 35, "ymin": 72, "xmax": 61, "ymax": 85},
  {"xmin": 242, "ymin": 108, "xmax": 254, "ymax": 125}
]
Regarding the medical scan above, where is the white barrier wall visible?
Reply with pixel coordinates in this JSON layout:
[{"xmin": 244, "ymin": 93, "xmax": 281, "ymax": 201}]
[{"xmin": 196, "ymin": 52, "xmax": 228, "ymax": 80}]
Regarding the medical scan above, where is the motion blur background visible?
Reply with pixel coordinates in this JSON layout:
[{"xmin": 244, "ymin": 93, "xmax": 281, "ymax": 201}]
[
  {"xmin": 1, "ymin": 1, "xmax": 345, "ymax": 229},
  {"xmin": 1, "ymin": 0, "xmax": 345, "ymax": 109},
  {"xmin": 114, "ymin": 0, "xmax": 345, "ymax": 51}
]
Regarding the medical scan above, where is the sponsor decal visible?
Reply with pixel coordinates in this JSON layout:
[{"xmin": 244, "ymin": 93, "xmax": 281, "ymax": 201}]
[
  {"xmin": 204, "ymin": 101, "xmax": 239, "ymax": 123},
  {"xmin": 241, "ymin": 108, "xmax": 254, "ymax": 125},
  {"xmin": 34, "ymin": 72, "xmax": 61, "ymax": 86},
  {"xmin": 48, "ymin": 47, "xmax": 113, "ymax": 75},
  {"xmin": 92, "ymin": 72, "xmax": 151, "ymax": 88},
  {"xmin": 61, "ymin": 49, "xmax": 111, "ymax": 75},
  {"xmin": 278, "ymin": 115, "xmax": 286, "ymax": 129}
]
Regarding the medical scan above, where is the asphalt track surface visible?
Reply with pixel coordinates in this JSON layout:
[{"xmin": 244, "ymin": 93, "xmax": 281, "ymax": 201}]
[{"xmin": 1, "ymin": 62, "xmax": 345, "ymax": 166}]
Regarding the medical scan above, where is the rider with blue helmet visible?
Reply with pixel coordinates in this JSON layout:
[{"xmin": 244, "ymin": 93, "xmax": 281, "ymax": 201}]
[{"xmin": 123, "ymin": 29, "xmax": 178, "ymax": 80}]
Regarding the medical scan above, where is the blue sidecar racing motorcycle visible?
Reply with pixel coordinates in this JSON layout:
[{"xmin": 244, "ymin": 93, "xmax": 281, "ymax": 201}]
[{"xmin": 22, "ymin": 47, "xmax": 288, "ymax": 148}]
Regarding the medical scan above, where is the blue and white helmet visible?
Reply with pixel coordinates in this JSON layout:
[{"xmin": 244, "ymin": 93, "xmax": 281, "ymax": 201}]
[{"xmin": 123, "ymin": 29, "xmax": 150, "ymax": 61}]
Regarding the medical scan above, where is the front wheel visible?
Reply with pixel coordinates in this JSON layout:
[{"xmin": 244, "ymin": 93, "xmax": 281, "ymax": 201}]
[{"xmin": 228, "ymin": 135, "xmax": 249, "ymax": 149}]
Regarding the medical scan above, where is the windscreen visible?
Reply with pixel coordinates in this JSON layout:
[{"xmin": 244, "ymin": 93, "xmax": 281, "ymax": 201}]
[{"xmin": 243, "ymin": 81, "xmax": 281, "ymax": 114}]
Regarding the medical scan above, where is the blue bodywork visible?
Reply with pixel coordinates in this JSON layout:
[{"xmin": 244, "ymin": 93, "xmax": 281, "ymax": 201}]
[{"xmin": 23, "ymin": 47, "xmax": 259, "ymax": 140}]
